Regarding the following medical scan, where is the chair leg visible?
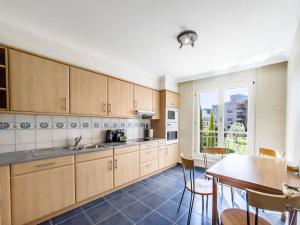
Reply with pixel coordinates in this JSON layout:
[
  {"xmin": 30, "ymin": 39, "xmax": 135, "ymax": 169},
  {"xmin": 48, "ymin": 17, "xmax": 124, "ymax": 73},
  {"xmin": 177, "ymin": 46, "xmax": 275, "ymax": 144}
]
[
  {"xmin": 187, "ymin": 192, "xmax": 194, "ymax": 225},
  {"xmin": 177, "ymin": 187, "xmax": 186, "ymax": 213},
  {"xmin": 221, "ymin": 184, "xmax": 224, "ymax": 195},
  {"xmin": 206, "ymin": 195, "xmax": 209, "ymax": 208},
  {"xmin": 230, "ymin": 187, "xmax": 235, "ymax": 208}
]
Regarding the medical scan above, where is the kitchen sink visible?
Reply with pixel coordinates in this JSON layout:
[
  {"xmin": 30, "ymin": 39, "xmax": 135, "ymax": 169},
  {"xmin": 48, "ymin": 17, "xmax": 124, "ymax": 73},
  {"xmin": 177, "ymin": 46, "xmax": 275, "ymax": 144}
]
[{"xmin": 67, "ymin": 143, "xmax": 106, "ymax": 151}]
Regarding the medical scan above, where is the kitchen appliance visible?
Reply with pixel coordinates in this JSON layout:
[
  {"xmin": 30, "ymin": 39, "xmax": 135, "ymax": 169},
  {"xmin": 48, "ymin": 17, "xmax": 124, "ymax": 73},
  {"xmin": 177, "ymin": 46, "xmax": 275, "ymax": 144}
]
[
  {"xmin": 167, "ymin": 107, "xmax": 178, "ymax": 123},
  {"xmin": 107, "ymin": 129, "xmax": 127, "ymax": 143},
  {"xmin": 166, "ymin": 123, "xmax": 178, "ymax": 144},
  {"xmin": 135, "ymin": 110, "xmax": 155, "ymax": 118},
  {"xmin": 144, "ymin": 123, "xmax": 154, "ymax": 140},
  {"xmin": 105, "ymin": 130, "xmax": 114, "ymax": 143}
]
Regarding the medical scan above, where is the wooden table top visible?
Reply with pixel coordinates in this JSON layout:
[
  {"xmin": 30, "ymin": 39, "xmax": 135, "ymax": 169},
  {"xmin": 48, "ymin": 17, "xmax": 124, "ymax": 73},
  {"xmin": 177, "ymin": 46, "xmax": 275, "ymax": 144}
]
[{"xmin": 206, "ymin": 154, "xmax": 300, "ymax": 194}]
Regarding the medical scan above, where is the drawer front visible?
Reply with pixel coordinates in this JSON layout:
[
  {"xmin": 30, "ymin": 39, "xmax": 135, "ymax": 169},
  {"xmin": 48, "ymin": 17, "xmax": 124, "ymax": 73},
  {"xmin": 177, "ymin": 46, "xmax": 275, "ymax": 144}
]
[
  {"xmin": 158, "ymin": 147, "xmax": 166, "ymax": 169},
  {"xmin": 11, "ymin": 156, "xmax": 74, "ymax": 176},
  {"xmin": 158, "ymin": 140, "xmax": 166, "ymax": 146},
  {"xmin": 140, "ymin": 141, "xmax": 158, "ymax": 150},
  {"xmin": 140, "ymin": 147, "xmax": 158, "ymax": 163},
  {"xmin": 75, "ymin": 149, "xmax": 113, "ymax": 163},
  {"xmin": 114, "ymin": 145, "xmax": 139, "ymax": 156},
  {"xmin": 140, "ymin": 160, "xmax": 158, "ymax": 177}
]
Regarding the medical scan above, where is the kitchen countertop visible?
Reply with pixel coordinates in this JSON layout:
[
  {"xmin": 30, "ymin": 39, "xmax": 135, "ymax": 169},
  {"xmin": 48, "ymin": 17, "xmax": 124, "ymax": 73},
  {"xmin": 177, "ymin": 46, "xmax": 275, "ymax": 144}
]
[{"xmin": 0, "ymin": 138, "xmax": 165, "ymax": 166}]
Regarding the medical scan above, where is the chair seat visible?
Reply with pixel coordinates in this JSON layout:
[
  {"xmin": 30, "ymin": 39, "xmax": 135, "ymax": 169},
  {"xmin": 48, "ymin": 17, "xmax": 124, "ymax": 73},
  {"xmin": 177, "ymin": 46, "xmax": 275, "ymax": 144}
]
[
  {"xmin": 186, "ymin": 178, "xmax": 213, "ymax": 195},
  {"xmin": 221, "ymin": 208, "xmax": 271, "ymax": 225}
]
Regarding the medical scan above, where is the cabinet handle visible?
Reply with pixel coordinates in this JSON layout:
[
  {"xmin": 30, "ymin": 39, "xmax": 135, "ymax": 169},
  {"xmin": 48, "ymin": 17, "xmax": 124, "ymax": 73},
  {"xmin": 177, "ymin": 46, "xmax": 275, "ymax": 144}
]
[
  {"xmin": 108, "ymin": 104, "xmax": 112, "ymax": 113},
  {"xmin": 63, "ymin": 98, "xmax": 67, "ymax": 110},
  {"xmin": 36, "ymin": 162, "xmax": 55, "ymax": 168},
  {"xmin": 114, "ymin": 159, "xmax": 118, "ymax": 169},
  {"xmin": 109, "ymin": 160, "xmax": 113, "ymax": 170},
  {"xmin": 103, "ymin": 103, "xmax": 107, "ymax": 113}
]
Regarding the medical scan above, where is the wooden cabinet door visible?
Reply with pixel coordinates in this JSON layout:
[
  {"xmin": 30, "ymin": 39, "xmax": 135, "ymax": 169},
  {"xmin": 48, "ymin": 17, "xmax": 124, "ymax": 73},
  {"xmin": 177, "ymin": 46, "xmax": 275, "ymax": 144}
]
[
  {"xmin": 134, "ymin": 85, "xmax": 152, "ymax": 111},
  {"xmin": 9, "ymin": 49, "xmax": 69, "ymax": 114},
  {"xmin": 0, "ymin": 166, "xmax": 11, "ymax": 225},
  {"xmin": 11, "ymin": 165, "xmax": 75, "ymax": 225},
  {"xmin": 107, "ymin": 78, "xmax": 134, "ymax": 117},
  {"xmin": 114, "ymin": 151, "xmax": 139, "ymax": 187},
  {"xmin": 166, "ymin": 144, "xmax": 178, "ymax": 167},
  {"xmin": 76, "ymin": 157, "xmax": 113, "ymax": 202},
  {"xmin": 70, "ymin": 67, "xmax": 107, "ymax": 115},
  {"xmin": 166, "ymin": 91, "xmax": 179, "ymax": 108},
  {"xmin": 158, "ymin": 146, "xmax": 166, "ymax": 169},
  {"xmin": 152, "ymin": 90, "xmax": 160, "ymax": 119}
]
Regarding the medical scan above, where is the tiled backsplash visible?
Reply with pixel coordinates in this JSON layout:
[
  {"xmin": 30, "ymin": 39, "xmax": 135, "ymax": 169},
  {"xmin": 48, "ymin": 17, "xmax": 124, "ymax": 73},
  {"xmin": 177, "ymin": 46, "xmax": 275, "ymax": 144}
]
[{"xmin": 0, "ymin": 114, "xmax": 150, "ymax": 153}]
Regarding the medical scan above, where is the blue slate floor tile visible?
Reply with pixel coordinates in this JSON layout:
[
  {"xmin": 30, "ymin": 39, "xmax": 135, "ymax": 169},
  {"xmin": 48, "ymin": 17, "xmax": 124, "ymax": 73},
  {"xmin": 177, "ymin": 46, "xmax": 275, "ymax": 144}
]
[
  {"xmin": 140, "ymin": 192, "xmax": 168, "ymax": 209},
  {"xmin": 176, "ymin": 211, "xmax": 211, "ymax": 225},
  {"xmin": 108, "ymin": 192, "xmax": 137, "ymax": 210},
  {"xmin": 51, "ymin": 207, "xmax": 83, "ymax": 224},
  {"xmin": 127, "ymin": 186, "xmax": 152, "ymax": 199},
  {"xmin": 58, "ymin": 213, "xmax": 92, "ymax": 225},
  {"xmin": 81, "ymin": 197, "xmax": 105, "ymax": 210},
  {"xmin": 85, "ymin": 201, "xmax": 117, "ymax": 224},
  {"xmin": 38, "ymin": 220, "xmax": 51, "ymax": 225},
  {"xmin": 156, "ymin": 200, "xmax": 188, "ymax": 223},
  {"xmin": 98, "ymin": 212, "xmax": 133, "ymax": 225},
  {"xmin": 121, "ymin": 201, "xmax": 152, "ymax": 223},
  {"xmin": 137, "ymin": 211, "xmax": 172, "ymax": 225},
  {"xmin": 104, "ymin": 189, "xmax": 124, "ymax": 200},
  {"xmin": 155, "ymin": 185, "xmax": 180, "ymax": 199}
]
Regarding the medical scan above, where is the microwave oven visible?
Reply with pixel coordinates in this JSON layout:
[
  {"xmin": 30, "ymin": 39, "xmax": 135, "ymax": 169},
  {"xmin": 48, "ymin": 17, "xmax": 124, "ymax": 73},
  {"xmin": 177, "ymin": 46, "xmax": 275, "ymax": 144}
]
[
  {"xmin": 167, "ymin": 107, "xmax": 178, "ymax": 123},
  {"xmin": 166, "ymin": 123, "xmax": 178, "ymax": 144}
]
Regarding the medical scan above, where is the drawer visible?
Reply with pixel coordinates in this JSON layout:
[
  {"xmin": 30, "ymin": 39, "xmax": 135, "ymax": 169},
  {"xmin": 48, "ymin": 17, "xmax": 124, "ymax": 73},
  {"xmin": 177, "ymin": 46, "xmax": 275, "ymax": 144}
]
[
  {"xmin": 158, "ymin": 140, "xmax": 166, "ymax": 146},
  {"xmin": 140, "ymin": 147, "xmax": 158, "ymax": 163},
  {"xmin": 140, "ymin": 159, "xmax": 158, "ymax": 177},
  {"xmin": 114, "ymin": 145, "xmax": 139, "ymax": 156},
  {"xmin": 158, "ymin": 147, "xmax": 166, "ymax": 169},
  {"xmin": 11, "ymin": 156, "xmax": 74, "ymax": 176},
  {"xmin": 75, "ymin": 149, "xmax": 113, "ymax": 163},
  {"xmin": 140, "ymin": 141, "xmax": 158, "ymax": 150}
]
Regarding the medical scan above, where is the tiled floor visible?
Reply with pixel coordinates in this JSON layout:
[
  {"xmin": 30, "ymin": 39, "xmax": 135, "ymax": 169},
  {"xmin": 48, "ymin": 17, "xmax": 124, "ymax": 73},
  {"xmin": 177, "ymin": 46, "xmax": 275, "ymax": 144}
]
[{"xmin": 39, "ymin": 165, "xmax": 284, "ymax": 225}]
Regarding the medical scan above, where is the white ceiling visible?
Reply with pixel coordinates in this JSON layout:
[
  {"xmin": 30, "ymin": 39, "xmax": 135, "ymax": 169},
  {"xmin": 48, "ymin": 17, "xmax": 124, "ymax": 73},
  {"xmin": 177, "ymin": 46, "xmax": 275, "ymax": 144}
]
[{"xmin": 0, "ymin": 0, "xmax": 299, "ymax": 85}]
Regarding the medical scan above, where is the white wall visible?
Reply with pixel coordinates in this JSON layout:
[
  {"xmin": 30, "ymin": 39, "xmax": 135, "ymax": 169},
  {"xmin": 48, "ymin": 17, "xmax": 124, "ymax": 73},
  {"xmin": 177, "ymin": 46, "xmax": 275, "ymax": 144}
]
[
  {"xmin": 286, "ymin": 19, "xmax": 300, "ymax": 161},
  {"xmin": 178, "ymin": 62, "xmax": 287, "ymax": 162}
]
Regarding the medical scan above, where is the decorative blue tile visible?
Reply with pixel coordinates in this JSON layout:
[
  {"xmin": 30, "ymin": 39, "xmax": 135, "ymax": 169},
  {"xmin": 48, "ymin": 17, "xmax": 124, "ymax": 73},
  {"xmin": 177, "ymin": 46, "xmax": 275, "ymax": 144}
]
[
  {"xmin": 81, "ymin": 197, "xmax": 105, "ymax": 210},
  {"xmin": 127, "ymin": 186, "xmax": 152, "ymax": 199},
  {"xmin": 55, "ymin": 122, "xmax": 65, "ymax": 129},
  {"xmin": 69, "ymin": 122, "xmax": 78, "ymax": 129},
  {"xmin": 126, "ymin": 123, "xmax": 132, "ymax": 127},
  {"xmin": 85, "ymin": 201, "xmax": 117, "ymax": 224},
  {"xmin": 137, "ymin": 211, "xmax": 172, "ymax": 225},
  {"xmin": 0, "ymin": 122, "xmax": 9, "ymax": 129},
  {"xmin": 82, "ymin": 122, "xmax": 90, "ymax": 128},
  {"xmin": 120, "ymin": 122, "xmax": 126, "ymax": 128},
  {"xmin": 140, "ymin": 193, "xmax": 168, "ymax": 210},
  {"xmin": 121, "ymin": 201, "xmax": 152, "ymax": 223},
  {"xmin": 156, "ymin": 200, "xmax": 187, "ymax": 222},
  {"xmin": 108, "ymin": 193, "xmax": 136, "ymax": 210},
  {"xmin": 112, "ymin": 122, "xmax": 118, "ymax": 128},
  {"xmin": 57, "ymin": 213, "xmax": 92, "ymax": 225},
  {"xmin": 51, "ymin": 207, "xmax": 83, "ymax": 224},
  {"xmin": 93, "ymin": 122, "xmax": 100, "ymax": 128},
  {"xmin": 98, "ymin": 212, "xmax": 133, "ymax": 225},
  {"xmin": 20, "ymin": 122, "xmax": 31, "ymax": 129},
  {"xmin": 39, "ymin": 122, "xmax": 50, "ymax": 129}
]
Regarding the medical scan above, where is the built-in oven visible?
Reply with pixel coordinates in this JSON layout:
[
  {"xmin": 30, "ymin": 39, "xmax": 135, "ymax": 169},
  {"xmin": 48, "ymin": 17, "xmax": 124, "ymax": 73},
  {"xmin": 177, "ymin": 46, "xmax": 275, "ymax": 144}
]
[
  {"xmin": 167, "ymin": 107, "xmax": 178, "ymax": 123},
  {"xmin": 166, "ymin": 123, "xmax": 178, "ymax": 144}
]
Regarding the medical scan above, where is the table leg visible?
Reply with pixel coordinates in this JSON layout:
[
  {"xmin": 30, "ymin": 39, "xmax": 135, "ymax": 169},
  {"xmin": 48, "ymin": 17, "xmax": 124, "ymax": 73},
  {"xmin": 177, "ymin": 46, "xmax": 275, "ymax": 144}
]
[{"xmin": 212, "ymin": 177, "xmax": 218, "ymax": 225}]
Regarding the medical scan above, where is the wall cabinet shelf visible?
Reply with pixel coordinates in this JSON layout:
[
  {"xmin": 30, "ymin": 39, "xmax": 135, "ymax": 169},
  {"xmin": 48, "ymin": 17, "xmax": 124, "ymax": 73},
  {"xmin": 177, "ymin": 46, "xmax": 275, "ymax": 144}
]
[{"xmin": 0, "ymin": 46, "xmax": 8, "ymax": 110}]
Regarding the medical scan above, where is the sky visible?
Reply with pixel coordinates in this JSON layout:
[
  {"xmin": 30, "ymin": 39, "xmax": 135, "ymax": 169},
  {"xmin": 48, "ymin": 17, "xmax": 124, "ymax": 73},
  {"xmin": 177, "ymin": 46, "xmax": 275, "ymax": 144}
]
[{"xmin": 200, "ymin": 87, "xmax": 248, "ymax": 109}]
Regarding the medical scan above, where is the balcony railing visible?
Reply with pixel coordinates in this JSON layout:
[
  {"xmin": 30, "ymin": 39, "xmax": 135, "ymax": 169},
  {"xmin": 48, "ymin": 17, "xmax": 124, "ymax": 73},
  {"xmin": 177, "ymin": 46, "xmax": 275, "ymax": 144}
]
[{"xmin": 200, "ymin": 130, "xmax": 248, "ymax": 154}]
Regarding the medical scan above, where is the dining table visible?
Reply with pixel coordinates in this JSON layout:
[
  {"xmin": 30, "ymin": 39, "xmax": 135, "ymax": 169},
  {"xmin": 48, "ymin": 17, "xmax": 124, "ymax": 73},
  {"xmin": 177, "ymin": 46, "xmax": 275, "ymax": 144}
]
[{"xmin": 206, "ymin": 154, "xmax": 300, "ymax": 225}]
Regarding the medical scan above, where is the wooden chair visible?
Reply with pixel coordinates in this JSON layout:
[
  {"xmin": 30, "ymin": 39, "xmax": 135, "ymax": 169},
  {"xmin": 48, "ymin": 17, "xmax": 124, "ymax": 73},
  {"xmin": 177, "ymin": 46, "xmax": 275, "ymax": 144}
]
[
  {"xmin": 203, "ymin": 147, "xmax": 235, "ymax": 207},
  {"xmin": 259, "ymin": 147, "xmax": 285, "ymax": 160},
  {"xmin": 179, "ymin": 153, "xmax": 213, "ymax": 224},
  {"xmin": 221, "ymin": 189, "xmax": 300, "ymax": 225}
]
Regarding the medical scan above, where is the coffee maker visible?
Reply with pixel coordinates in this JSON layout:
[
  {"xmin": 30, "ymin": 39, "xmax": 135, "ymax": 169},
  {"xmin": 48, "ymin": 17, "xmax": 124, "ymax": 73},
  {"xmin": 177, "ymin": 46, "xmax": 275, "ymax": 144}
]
[{"xmin": 106, "ymin": 129, "xmax": 127, "ymax": 143}]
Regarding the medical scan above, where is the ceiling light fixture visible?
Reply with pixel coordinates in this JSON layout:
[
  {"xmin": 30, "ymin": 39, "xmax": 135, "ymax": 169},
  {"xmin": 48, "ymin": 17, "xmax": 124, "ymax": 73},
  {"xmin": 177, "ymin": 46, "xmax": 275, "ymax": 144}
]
[{"xmin": 177, "ymin": 30, "xmax": 198, "ymax": 49}]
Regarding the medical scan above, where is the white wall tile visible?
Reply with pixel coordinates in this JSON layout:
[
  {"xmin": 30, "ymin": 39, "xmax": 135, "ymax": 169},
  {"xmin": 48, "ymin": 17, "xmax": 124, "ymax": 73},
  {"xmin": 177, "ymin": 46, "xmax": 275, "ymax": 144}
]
[
  {"xmin": 0, "ymin": 130, "xmax": 15, "ymax": 145},
  {"xmin": 0, "ymin": 114, "xmax": 15, "ymax": 122},
  {"xmin": 53, "ymin": 129, "xmax": 67, "ymax": 141},
  {"xmin": 16, "ymin": 130, "xmax": 35, "ymax": 144},
  {"xmin": 53, "ymin": 140, "xmax": 68, "ymax": 148},
  {"xmin": 0, "ymin": 145, "xmax": 15, "ymax": 153},
  {"xmin": 92, "ymin": 128, "xmax": 101, "ymax": 139},
  {"xmin": 15, "ymin": 114, "xmax": 35, "ymax": 123},
  {"xmin": 36, "ymin": 129, "xmax": 52, "ymax": 143},
  {"xmin": 53, "ymin": 115, "xmax": 67, "ymax": 122},
  {"xmin": 36, "ymin": 142, "xmax": 52, "ymax": 149},
  {"xmin": 36, "ymin": 115, "xmax": 52, "ymax": 123},
  {"xmin": 16, "ymin": 143, "xmax": 35, "ymax": 151}
]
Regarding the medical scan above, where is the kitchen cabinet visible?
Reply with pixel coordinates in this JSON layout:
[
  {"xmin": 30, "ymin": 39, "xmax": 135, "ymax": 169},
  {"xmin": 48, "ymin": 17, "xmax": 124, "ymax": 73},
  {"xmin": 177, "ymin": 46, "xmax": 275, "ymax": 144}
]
[
  {"xmin": 152, "ymin": 90, "xmax": 160, "ymax": 119},
  {"xmin": 70, "ymin": 67, "xmax": 107, "ymax": 115},
  {"xmin": 9, "ymin": 49, "xmax": 69, "ymax": 114},
  {"xmin": 158, "ymin": 146, "xmax": 166, "ymax": 169},
  {"xmin": 134, "ymin": 85, "xmax": 152, "ymax": 112},
  {"xmin": 11, "ymin": 157, "xmax": 75, "ymax": 225},
  {"xmin": 140, "ymin": 159, "xmax": 158, "ymax": 177},
  {"xmin": 166, "ymin": 143, "xmax": 178, "ymax": 167},
  {"xmin": 108, "ymin": 78, "xmax": 134, "ymax": 117},
  {"xmin": 75, "ymin": 151, "xmax": 114, "ymax": 202},
  {"xmin": 140, "ymin": 141, "xmax": 159, "ymax": 176},
  {"xmin": 114, "ymin": 146, "xmax": 140, "ymax": 187},
  {"xmin": 0, "ymin": 166, "xmax": 11, "ymax": 225},
  {"xmin": 166, "ymin": 91, "xmax": 179, "ymax": 108}
]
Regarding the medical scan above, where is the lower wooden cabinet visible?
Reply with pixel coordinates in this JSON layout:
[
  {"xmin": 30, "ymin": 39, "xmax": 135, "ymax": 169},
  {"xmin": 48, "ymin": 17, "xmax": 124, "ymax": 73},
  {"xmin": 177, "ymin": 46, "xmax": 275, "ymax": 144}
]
[
  {"xmin": 166, "ymin": 144, "xmax": 178, "ymax": 167},
  {"xmin": 114, "ymin": 151, "xmax": 140, "ymax": 187},
  {"xmin": 158, "ymin": 146, "xmax": 166, "ymax": 169},
  {"xmin": 0, "ymin": 166, "xmax": 11, "ymax": 225},
  {"xmin": 11, "ymin": 165, "xmax": 75, "ymax": 225},
  {"xmin": 140, "ymin": 159, "xmax": 158, "ymax": 176},
  {"xmin": 75, "ymin": 157, "xmax": 114, "ymax": 202}
]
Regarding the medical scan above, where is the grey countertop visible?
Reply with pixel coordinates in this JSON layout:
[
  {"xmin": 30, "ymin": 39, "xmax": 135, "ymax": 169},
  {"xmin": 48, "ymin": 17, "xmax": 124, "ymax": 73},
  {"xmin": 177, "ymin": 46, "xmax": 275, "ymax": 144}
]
[{"xmin": 0, "ymin": 138, "xmax": 165, "ymax": 166}]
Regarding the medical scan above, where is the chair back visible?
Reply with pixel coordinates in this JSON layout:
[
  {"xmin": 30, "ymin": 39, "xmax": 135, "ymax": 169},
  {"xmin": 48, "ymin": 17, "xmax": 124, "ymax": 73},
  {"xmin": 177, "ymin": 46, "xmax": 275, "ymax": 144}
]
[
  {"xmin": 203, "ymin": 147, "xmax": 226, "ymax": 169},
  {"xmin": 180, "ymin": 153, "xmax": 195, "ymax": 191},
  {"xmin": 259, "ymin": 147, "xmax": 283, "ymax": 159}
]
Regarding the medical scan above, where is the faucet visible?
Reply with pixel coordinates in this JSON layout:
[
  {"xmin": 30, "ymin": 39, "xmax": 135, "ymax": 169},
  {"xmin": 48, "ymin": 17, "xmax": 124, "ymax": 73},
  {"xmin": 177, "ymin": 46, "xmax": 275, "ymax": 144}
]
[{"xmin": 74, "ymin": 135, "xmax": 82, "ymax": 147}]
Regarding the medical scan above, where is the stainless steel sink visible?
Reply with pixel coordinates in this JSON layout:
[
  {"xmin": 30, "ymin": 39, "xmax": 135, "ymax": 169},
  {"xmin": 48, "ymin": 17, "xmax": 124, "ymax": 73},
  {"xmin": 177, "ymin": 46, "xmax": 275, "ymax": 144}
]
[{"xmin": 67, "ymin": 143, "xmax": 106, "ymax": 151}]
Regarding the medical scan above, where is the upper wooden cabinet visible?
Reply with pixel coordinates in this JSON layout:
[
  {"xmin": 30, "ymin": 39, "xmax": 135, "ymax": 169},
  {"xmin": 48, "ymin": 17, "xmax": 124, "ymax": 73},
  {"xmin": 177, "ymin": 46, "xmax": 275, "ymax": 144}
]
[
  {"xmin": 166, "ymin": 91, "xmax": 179, "ymax": 108},
  {"xmin": 134, "ymin": 85, "xmax": 152, "ymax": 112},
  {"xmin": 108, "ymin": 78, "xmax": 134, "ymax": 117},
  {"xmin": 9, "ymin": 49, "xmax": 69, "ymax": 114},
  {"xmin": 70, "ymin": 67, "xmax": 107, "ymax": 115},
  {"xmin": 152, "ymin": 90, "xmax": 160, "ymax": 119}
]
